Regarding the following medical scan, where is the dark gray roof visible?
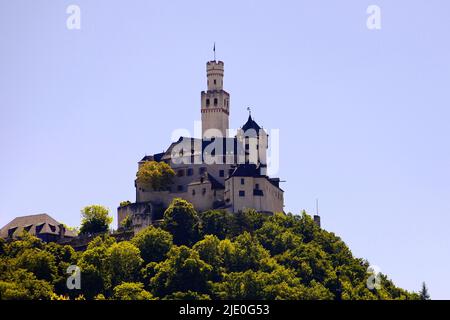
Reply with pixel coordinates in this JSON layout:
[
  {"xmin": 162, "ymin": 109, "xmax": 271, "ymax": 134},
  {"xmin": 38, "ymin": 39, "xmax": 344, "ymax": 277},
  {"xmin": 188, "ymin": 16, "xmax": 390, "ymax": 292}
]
[
  {"xmin": 229, "ymin": 164, "xmax": 263, "ymax": 177},
  {"xmin": 228, "ymin": 164, "xmax": 284, "ymax": 191},
  {"xmin": 141, "ymin": 152, "xmax": 164, "ymax": 162},
  {"xmin": 143, "ymin": 137, "xmax": 240, "ymax": 163},
  {"xmin": 0, "ymin": 213, "xmax": 77, "ymax": 239},
  {"xmin": 242, "ymin": 115, "xmax": 261, "ymax": 132},
  {"xmin": 207, "ymin": 173, "xmax": 225, "ymax": 190}
]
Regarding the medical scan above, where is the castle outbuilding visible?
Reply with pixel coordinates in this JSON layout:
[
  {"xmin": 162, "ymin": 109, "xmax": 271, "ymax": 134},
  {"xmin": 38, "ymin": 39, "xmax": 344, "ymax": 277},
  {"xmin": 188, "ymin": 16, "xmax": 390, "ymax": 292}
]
[{"xmin": 118, "ymin": 59, "xmax": 284, "ymax": 232}]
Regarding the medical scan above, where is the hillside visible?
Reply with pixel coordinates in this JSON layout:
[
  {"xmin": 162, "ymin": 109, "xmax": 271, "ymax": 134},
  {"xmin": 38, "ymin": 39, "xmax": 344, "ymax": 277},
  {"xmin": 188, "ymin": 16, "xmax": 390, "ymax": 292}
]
[{"xmin": 0, "ymin": 198, "xmax": 418, "ymax": 300}]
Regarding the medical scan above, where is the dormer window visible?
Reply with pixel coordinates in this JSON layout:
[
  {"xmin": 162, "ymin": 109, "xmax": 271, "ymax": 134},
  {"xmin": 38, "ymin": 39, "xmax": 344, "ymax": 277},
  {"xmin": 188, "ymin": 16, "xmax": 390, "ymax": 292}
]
[{"xmin": 7, "ymin": 227, "xmax": 17, "ymax": 238}]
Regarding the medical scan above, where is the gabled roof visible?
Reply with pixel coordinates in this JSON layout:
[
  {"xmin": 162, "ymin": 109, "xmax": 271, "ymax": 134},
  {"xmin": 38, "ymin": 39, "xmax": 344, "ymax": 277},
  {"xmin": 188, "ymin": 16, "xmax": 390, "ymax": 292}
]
[{"xmin": 0, "ymin": 213, "xmax": 77, "ymax": 239}]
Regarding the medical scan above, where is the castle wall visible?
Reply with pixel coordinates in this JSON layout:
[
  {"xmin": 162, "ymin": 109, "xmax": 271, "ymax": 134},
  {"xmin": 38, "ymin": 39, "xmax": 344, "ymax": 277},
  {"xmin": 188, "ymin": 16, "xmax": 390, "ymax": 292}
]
[{"xmin": 225, "ymin": 176, "xmax": 284, "ymax": 214}]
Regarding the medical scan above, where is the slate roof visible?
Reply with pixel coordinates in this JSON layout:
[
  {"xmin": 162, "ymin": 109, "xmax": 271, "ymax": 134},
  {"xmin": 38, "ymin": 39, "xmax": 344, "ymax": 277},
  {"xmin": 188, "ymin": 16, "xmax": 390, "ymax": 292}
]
[
  {"xmin": 143, "ymin": 137, "xmax": 240, "ymax": 162},
  {"xmin": 242, "ymin": 115, "xmax": 261, "ymax": 132},
  {"xmin": 207, "ymin": 173, "xmax": 225, "ymax": 190},
  {"xmin": 229, "ymin": 163, "xmax": 263, "ymax": 177},
  {"xmin": 0, "ymin": 213, "xmax": 77, "ymax": 239}
]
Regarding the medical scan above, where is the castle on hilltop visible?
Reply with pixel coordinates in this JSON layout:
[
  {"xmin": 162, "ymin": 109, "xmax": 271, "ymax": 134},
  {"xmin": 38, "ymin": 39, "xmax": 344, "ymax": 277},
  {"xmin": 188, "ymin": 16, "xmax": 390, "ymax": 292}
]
[{"xmin": 118, "ymin": 59, "xmax": 284, "ymax": 232}]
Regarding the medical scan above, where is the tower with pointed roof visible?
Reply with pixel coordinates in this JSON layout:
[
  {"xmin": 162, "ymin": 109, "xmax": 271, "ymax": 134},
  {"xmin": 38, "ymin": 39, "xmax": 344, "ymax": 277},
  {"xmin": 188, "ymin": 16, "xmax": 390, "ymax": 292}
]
[
  {"xmin": 237, "ymin": 115, "xmax": 268, "ymax": 174},
  {"xmin": 201, "ymin": 60, "xmax": 230, "ymax": 138}
]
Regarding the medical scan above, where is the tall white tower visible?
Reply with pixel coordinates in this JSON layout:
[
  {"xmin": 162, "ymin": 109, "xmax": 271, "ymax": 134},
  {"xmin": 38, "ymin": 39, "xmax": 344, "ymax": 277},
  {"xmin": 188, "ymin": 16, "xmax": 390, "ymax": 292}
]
[{"xmin": 201, "ymin": 60, "xmax": 230, "ymax": 138}]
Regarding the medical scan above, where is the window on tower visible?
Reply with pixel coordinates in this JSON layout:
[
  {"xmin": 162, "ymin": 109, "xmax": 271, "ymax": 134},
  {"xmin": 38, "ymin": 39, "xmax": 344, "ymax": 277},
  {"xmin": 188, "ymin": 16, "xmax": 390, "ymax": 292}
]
[
  {"xmin": 214, "ymin": 98, "xmax": 218, "ymax": 106},
  {"xmin": 214, "ymin": 79, "xmax": 217, "ymax": 85},
  {"xmin": 206, "ymin": 99, "xmax": 210, "ymax": 107}
]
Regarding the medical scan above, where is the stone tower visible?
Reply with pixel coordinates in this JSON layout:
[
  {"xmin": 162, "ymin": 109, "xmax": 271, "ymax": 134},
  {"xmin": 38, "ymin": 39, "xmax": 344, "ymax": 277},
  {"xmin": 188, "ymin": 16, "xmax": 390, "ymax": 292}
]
[{"xmin": 201, "ymin": 60, "xmax": 230, "ymax": 138}]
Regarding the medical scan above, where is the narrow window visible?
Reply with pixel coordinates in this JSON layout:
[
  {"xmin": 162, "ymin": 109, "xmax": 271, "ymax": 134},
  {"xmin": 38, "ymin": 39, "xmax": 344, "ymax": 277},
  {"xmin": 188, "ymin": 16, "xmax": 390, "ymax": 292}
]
[
  {"xmin": 214, "ymin": 98, "xmax": 218, "ymax": 106},
  {"xmin": 241, "ymin": 178, "xmax": 245, "ymax": 185},
  {"xmin": 206, "ymin": 99, "xmax": 210, "ymax": 107}
]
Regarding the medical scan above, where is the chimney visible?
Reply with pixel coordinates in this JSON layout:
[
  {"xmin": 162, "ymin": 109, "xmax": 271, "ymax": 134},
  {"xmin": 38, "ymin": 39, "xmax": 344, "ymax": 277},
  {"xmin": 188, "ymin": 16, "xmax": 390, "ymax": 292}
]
[
  {"xmin": 59, "ymin": 224, "xmax": 66, "ymax": 239},
  {"xmin": 313, "ymin": 215, "xmax": 321, "ymax": 228}
]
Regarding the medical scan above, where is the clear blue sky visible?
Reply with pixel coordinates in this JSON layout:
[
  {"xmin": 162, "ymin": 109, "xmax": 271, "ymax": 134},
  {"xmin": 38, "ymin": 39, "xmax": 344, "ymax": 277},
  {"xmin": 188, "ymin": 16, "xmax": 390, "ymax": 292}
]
[{"xmin": 1, "ymin": 0, "xmax": 449, "ymax": 299}]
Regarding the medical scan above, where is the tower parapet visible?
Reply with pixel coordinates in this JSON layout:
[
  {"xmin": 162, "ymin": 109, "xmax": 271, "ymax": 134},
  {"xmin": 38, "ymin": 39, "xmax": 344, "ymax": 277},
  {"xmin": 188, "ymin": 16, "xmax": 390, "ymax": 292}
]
[{"xmin": 201, "ymin": 60, "xmax": 230, "ymax": 138}]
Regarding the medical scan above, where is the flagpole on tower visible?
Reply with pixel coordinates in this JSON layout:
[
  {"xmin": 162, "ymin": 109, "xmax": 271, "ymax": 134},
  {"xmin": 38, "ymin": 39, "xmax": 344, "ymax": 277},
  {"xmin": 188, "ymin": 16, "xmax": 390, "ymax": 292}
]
[{"xmin": 213, "ymin": 42, "xmax": 216, "ymax": 61}]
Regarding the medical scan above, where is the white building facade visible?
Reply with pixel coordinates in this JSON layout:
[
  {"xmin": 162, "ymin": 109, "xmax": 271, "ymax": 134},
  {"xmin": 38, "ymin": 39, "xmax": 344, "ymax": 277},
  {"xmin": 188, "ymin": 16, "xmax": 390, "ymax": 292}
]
[{"xmin": 118, "ymin": 59, "xmax": 284, "ymax": 232}]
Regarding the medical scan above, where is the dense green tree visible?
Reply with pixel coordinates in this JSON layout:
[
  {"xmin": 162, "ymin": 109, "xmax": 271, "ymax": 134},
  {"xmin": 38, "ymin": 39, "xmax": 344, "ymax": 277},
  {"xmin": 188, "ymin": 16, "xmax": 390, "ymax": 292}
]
[
  {"xmin": 78, "ymin": 235, "xmax": 116, "ymax": 297},
  {"xmin": 211, "ymin": 268, "xmax": 333, "ymax": 300},
  {"xmin": 107, "ymin": 242, "xmax": 143, "ymax": 287},
  {"xmin": 256, "ymin": 221, "xmax": 302, "ymax": 255},
  {"xmin": 0, "ymin": 200, "xmax": 419, "ymax": 301},
  {"xmin": 0, "ymin": 268, "xmax": 54, "ymax": 300},
  {"xmin": 79, "ymin": 205, "xmax": 113, "ymax": 235},
  {"xmin": 150, "ymin": 246, "xmax": 212, "ymax": 297},
  {"xmin": 15, "ymin": 248, "xmax": 58, "ymax": 282},
  {"xmin": 232, "ymin": 209, "xmax": 268, "ymax": 235},
  {"xmin": 193, "ymin": 235, "xmax": 222, "ymax": 269},
  {"xmin": 162, "ymin": 198, "xmax": 201, "ymax": 245},
  {"xmin": 132, "ymin": 226, "xmax": 173, "ymax": 263},
  {"xmin": 136, "ymin": 161, "xmax": 175, "ymax": 191},
  {"xmin": 199, "ymin": 210, "xmax": 234, "ymax": 239},
  {"xmin": 112, "ymin": 282, "xmax": 154, "ymax": 300},
  {"xmin": 226, "ymin": 232, "xmax": 274, "ymax": 272},
  {"xmin": 6, "ymin": 231, "xmax": 44, "ymax": 258}
]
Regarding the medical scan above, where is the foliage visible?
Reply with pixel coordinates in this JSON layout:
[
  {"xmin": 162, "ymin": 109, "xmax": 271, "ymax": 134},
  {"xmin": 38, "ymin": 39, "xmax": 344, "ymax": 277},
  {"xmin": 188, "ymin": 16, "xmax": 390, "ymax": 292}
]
[
  {"xmin": 79, "ymin": 205, "xmax": 113, "ymax": 235},
  {"xmin": 0, "ymin": 267, "xmax": 53, "ymax": 300},
  {"xmin": 199, "ymin": 210, "xmax": 234, "ymax": 239},
  {"xmin": 107, "ymin": 242, "xmax": 143, "ymax": 288},
  {"xmin": 112, "ymin": 282, "xmax": 154, "ymax": 300},
  {"xmin": 120, "ymin": 215, "xmax": 133, "ymax": 230},
  {"xmin": 0, "ymin": 200, "xmax": 419, "ymax": 300},
  {"xmin": 149, "ymin": 245, "xmax": 212, "ymax": 297},
  {"xmin": 132, "ymin": 226, "xmax": 173, "ymax": 263},
  {"xmin": 419, "ymin": 282, "xmax": 430, "ymax": 300},
  {"xmin": 136, "ymin": 161, "xmax": 175, "ymax": 191},
  {"xmin": 119, "ymin": 200, "xmax": 132, "ymax": 207},
  {"xmin": 162, "ymin": 198, "xmax": 201, "ymax": 245}
]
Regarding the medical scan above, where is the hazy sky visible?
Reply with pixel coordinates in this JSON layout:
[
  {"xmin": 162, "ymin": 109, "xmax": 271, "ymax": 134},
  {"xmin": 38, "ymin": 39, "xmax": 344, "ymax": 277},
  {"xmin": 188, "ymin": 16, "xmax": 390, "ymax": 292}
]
[{"xmin": 1, "ymin": 0, "xmax": 449, "ymax": 299}]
